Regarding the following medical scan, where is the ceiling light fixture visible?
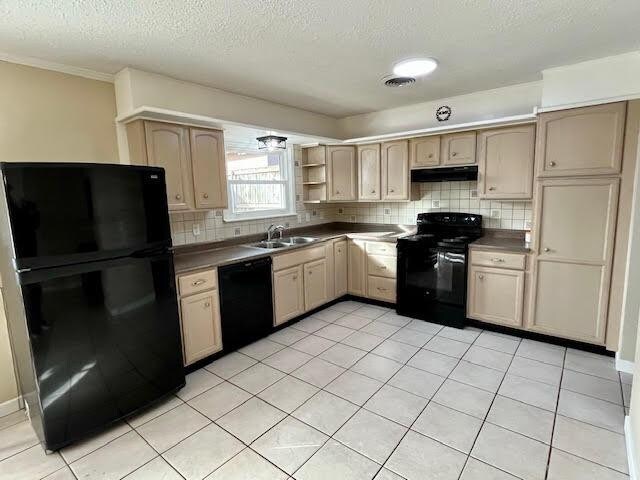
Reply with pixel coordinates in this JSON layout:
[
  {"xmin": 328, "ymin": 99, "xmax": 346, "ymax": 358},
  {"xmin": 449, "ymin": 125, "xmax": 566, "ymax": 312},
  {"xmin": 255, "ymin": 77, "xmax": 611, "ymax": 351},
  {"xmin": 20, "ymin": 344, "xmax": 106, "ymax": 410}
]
[
  {"xmin": 257, "ymin": 135, "xmax": 287, "ymax": 151},
  {"xmin": 393, "ymin": 58, "xmax": 438, "ymax": 77}
]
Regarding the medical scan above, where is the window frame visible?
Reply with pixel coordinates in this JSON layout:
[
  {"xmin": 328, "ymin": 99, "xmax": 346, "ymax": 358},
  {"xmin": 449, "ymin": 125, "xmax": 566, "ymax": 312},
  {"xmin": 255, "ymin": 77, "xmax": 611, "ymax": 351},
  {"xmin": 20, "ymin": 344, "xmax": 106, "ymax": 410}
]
[{"xmin": 223, "ymin": 147, "xmax": 297, "ymax": 222}]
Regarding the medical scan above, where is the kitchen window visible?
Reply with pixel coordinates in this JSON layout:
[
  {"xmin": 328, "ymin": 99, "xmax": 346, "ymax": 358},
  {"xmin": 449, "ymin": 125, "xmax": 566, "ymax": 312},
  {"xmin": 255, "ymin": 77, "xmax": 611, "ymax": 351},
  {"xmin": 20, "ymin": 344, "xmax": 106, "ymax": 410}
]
[{"xmin": 223, "ymin": 148, "xmax": 296, "ymax": 222}]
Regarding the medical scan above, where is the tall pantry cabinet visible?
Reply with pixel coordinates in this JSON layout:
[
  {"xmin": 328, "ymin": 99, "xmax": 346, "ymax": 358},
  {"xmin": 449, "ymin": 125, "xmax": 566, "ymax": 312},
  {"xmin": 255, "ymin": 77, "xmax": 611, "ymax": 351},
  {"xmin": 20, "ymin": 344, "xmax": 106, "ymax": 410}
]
[{"xmin": 527, "ymin": 102, "xmax": 627, "ymax": 344}]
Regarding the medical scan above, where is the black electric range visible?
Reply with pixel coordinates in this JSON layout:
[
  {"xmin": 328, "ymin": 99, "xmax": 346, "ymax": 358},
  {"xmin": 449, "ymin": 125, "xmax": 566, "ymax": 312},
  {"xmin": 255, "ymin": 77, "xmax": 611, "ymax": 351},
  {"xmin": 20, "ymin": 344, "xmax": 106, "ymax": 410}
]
[{"xmin": 396, "ymin": 212, "xmax": 483, "ymax": 328}]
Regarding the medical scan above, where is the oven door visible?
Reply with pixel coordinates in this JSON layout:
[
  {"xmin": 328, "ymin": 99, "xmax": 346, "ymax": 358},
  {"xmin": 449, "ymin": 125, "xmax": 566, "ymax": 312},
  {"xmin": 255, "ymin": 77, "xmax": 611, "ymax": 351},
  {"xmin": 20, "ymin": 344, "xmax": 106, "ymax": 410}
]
[{"xmin": 397, "ymin": 243, "xmax": 468, "ymax": 327}]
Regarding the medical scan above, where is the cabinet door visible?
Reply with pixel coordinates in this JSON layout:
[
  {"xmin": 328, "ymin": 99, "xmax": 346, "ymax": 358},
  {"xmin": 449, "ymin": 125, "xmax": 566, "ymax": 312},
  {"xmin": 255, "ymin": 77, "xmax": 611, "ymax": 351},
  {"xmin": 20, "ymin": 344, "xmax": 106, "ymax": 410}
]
[
  {"xmin": 441, "ymin": 131, "xmax": 477, "ymax": 165},
  {"xmin": 477, "ymin": 125, "xmax": 535, "ymax": 199},
  {"xmin": 348, "ymin": 240, "xmax": 366, "ymax": 296},
  {"xmin": 180, "ymin": 290, "xmax": 222, "ymax": 365},
  {"xmin": 327, "ymin": 146, "xmax": 357, "ymax": 201},
  {"xmin": 334, "ymin": 240, "xmax": 348, "ymax": 296},
  {"xmin": 409, "ymin": 136, "xmax": 440, "ymax": 169},
  {"xmin": 536, "ymin": 102, "xmax": 626, "ymax": 177},
  {"xmin": 273, "ymin": 265, "xmax": 304, "ymax": 326},
  {"xmin": 468, "ymin": 266, "xmax": 524, "ymax": 327},
  {"xmin": 357, "ymin": 144, "xmax": 381, "ymax": 200},
  {"xmin": 325, "ymin": 242, "xmax": 335, "ymax": 300},
  {"xmin": 190, "ymin": 128, "xmax": 228, "ymax": 209},
  {"xmin": 381, "ymin": 140, "xmax": 409, "ymax": 200},
  {"xmin": 529, "ymin": 260, "xmax": 608, "ymax": 344},
  {"xmin": 304, "ymin": 259, "xmax": 328, "ymax": 311},
  {"xmin": 144, "ymin": 121, "xmax": 194, "ymax": 210},
  {"xmin": 535, "ymin": 178, "xmax": 619, "ymax": 263},
  {"xmin": 306, "ymin": 145, "xmax": 326, "ymax": 165}
]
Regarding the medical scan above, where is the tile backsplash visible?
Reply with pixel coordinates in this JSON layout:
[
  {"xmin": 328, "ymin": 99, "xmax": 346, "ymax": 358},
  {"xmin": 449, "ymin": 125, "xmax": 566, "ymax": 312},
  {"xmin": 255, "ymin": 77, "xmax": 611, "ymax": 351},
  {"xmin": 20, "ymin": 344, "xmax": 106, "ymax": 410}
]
[
  {"xmin": 333, "ymin": 180, "xmax": 532, "ymax": 230},
  {"xmin": 171, "ymin": 156, "xmax": 531, "ymax": 246}
]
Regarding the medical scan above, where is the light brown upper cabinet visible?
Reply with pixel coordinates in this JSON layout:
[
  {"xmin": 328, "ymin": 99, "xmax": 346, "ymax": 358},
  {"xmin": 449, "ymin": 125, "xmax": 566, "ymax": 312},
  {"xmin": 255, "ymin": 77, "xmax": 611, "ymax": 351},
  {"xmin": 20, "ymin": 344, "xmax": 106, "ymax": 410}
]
[
  {"xmin": 409, "ymin": 136, "xmax": 440, "ymax": 169},
  {"xmin": 190, "ymin": 128, "xmax": 228, "ymax": 209},
  {"xmin": 441, "ymin": 131, "xmax": 477, "ymax": 165},
  {"xmin": 381, "ymin": 140, "xmax": 409, "ymax": 200},
  {"xmin": 127, "ymin": 120, "xmax": 228, "ymax": 211},
  {"xmin": 327, "ymin": 146, "xmax": 357, "ymax": 201},
  {"xmin": 477, "ymin": 125, "xmax": 535, "ymax": 199},
  {"xmin": 357, "ymin": 144, "xmax": 381, "ymax": 200},
  {"xmin": 535, "ymin": 102, "xmax": 626, "ymax": 177},
  {"xmin": 143, "ymin": 121, "xmax": 194, "ymax": 210}
]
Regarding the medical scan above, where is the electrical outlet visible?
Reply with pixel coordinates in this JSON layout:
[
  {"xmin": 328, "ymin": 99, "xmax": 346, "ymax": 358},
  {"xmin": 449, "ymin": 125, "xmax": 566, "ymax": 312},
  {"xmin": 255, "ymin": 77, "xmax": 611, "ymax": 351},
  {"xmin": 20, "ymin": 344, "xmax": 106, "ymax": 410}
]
[
  {"xmin": 470, "ymin": 190, "xmax": 478, "ymax": 198},
  {"xmin": 432, "ymin": 200, "xmax": 440, "ymax": 208},
  {"xmin": 215, "ymin": 210, "xmax": 223, "ymax": 217},
  {"xmin": 491, "ymin": 210, "xmax": 501, "ymax": 218},
  {"xmin": 338, "ymin": 208, "xmax": 343, "ymax": 214},
  {"xmin": 192, "ymin": 223, "xmax": 201, "ymax": 236},
  {"xmin": 234, "ymin": 227, "xmax": 241, "ymax": 236},
  {"xmin": 297, "ymin": 214, "xmax": 303, "ymax": 223},
  {"xmin": 285, "ymin": 222, "xmax": 290, "ymax": 228},
  {"xmin": 384, "ymin": 208, "xmax": 391, "ymax": 215}
]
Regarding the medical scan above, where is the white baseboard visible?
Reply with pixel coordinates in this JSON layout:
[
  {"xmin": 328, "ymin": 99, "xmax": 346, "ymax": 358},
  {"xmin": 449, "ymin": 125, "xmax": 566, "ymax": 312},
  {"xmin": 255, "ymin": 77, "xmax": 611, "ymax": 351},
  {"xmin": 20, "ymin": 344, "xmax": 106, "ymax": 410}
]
[
  {"xmin": 616, "ymin": 353, "xmax": 635, "ymax": 374},
  {"xmin": 626, "ymin": 416, "xmax": 638, "ymax": 480},
  {"xmin": 0, "ymin": 396, "xmax": 21, "ymax": 417}
]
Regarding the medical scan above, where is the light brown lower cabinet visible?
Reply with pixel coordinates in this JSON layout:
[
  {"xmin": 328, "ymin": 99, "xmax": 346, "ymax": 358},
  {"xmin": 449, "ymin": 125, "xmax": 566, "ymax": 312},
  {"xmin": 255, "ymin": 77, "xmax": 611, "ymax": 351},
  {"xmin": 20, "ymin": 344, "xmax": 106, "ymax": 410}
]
[
  {"xmin": 273, "ymin": 265, "xmax": 305, "ymax": 326},
  {"xmin": 304, "ymin": 258, "xmax": 328, "ymax": 311},
  {"xmin": 179, "ymin": 288, "xmax": 223, "ymax": 365},
  {"xmin": 468, "ymin": 265, "xmax": 524, "ymax": 327},
  {"xmin": 334, "ymin": 240, "xmax": 348, "ymax": 297},
  {"xmin": 527, "ymin": 260, "xmax": 608, "ymax": 344},
  {"xmin": 348, "ymin": 240, "xmax": 366, "ymax": 296}
]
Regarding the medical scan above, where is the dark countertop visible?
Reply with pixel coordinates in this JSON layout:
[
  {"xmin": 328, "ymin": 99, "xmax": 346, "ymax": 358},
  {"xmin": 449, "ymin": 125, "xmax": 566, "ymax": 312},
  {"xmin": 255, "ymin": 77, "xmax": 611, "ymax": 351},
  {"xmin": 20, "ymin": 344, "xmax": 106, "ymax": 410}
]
[
  {"xmin": 173, "ymin": 223, "xmax": 416, "ymax": 274},
  {"xmin": 470, "ymin": 230, "xmax": 531, "ymax": 253}
]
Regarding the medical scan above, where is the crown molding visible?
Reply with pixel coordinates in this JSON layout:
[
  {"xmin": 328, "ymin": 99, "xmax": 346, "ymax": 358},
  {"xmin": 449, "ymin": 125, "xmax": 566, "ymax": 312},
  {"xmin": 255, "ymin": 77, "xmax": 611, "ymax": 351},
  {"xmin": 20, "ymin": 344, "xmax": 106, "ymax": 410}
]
[{"xmin": 0, "ymin": 52, "xmax": 114, "ymax": 83}]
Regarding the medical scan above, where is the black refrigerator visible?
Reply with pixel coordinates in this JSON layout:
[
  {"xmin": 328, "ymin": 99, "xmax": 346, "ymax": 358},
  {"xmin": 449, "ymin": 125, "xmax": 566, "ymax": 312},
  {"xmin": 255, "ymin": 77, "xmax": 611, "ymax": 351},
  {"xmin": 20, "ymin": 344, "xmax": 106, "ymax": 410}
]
[{"xmin": 0, "ymin": 162, "xmax": 185, "ymax": 451}]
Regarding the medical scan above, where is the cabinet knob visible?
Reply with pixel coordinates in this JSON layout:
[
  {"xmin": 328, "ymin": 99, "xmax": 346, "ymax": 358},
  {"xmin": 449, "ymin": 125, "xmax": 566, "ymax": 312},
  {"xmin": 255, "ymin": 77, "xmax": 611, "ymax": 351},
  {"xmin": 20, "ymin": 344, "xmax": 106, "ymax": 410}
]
[
  {"xmin": 175, "ymin": 194, "xmax": 182, "ymax": 200},
  {"xmin": 549, "ymin": 161, "xmax": 556, "ymax": 167},
  {"xmin": 309, "ymin": 271, "xmax": 313, "ymax": 275},
  {"xmin": 204, "ymin": 302, "xmax": 210, "ymax": 308},
  {"xmin": 292, "ymin": 275, "xmax": 297, "ymax": 280},
  {"xmin": 543, "ymin": 247, "xmax": 550, "ymax": 252},
  {"xmin": 488, "ymin": 186, "xmax": 496, "ymax": 191},
  {"xmin": 478, "ymin": 274, "xmax": 484, "ymax": 280},
  {"xmin": 428, "ymin": 153, "xmax": 433, "ymax": 158},
  {"xmin": 203, "ymin": 193, "xmax": 209, "ymax": 199},
  {"xmin": 371, "ymin": 190, "xmax": 376, "ymax": 194},
  {"xmin": 192, "ymin": 279, "xmax": 206, "ymax": 286},
  {"xmin": 336, "ymin": 190, "xmax": 340, "ymax": 194},
  {"xmin": 452, "ymin": 152, "xmax": 457, "ymax": 157},
  {"xmin": 390, "ymin": 188, "xmax": 395, "ymax": 193}
]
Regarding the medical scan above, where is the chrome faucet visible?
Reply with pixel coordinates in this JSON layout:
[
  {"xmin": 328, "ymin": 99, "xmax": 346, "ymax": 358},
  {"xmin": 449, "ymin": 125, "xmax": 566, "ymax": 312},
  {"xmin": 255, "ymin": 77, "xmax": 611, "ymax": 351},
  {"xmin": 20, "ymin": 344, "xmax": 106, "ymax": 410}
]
[{"xmin": 267, "ymin": 224, "xmax": 286, "ymax": 241}]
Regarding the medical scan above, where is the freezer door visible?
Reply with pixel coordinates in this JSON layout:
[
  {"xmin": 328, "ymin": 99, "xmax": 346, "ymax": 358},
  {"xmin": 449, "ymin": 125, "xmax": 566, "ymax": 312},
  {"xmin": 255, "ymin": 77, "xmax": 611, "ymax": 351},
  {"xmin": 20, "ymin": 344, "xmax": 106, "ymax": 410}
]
[
  {"xmin": 20, "ymin": 253, "xmax": 184, "ymax": 450},
  {"xmin": 2, "ymin": 163, "xmax": 172, "ymax": 269}
]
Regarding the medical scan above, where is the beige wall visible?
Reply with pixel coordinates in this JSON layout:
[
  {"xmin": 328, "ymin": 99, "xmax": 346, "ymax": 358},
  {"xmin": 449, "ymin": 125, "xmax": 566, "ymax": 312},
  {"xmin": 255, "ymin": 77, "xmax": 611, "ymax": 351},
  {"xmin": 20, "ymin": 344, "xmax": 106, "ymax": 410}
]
[
  {"xmin": 0, "ymin": 61, "xmax": 119, "ymax": 164},
  {"xmin": 0, "ymin": 60, "xmax": 119, "ymax": 406}
]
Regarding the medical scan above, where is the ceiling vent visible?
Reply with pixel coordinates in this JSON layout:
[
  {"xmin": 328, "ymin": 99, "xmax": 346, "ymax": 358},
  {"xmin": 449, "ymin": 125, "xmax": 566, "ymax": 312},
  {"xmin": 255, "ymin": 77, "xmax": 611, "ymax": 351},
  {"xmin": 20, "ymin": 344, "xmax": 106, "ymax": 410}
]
[{"xmin": 383, "ymin": 76, "xmax": 416, "ymax": 87}]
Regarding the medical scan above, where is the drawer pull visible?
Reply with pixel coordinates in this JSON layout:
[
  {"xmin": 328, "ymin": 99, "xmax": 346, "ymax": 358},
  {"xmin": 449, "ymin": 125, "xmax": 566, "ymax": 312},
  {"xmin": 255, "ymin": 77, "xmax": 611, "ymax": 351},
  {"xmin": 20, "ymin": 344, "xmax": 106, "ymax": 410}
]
[
  {"xmin": 192, "ymin": 279, "xmax": 207, "ymax": 286},
  {"xmin": 379, "ymin": 266, "xmax": 387, "ymax": 270},
  {"xmin": 377, "ymin": 287, "xmax": 388, "ymax": 292},
  {"xmin": 491, "ymin": 258, "xmax": 504, "ymax": 263}
]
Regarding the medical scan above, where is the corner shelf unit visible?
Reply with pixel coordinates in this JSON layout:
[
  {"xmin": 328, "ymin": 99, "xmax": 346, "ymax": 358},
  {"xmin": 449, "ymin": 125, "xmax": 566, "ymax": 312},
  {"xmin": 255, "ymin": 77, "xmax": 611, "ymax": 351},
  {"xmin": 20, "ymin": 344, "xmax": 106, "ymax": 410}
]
[{"xmin": 301, "ymin": 146, "xmax": 327, "ymax": 203}]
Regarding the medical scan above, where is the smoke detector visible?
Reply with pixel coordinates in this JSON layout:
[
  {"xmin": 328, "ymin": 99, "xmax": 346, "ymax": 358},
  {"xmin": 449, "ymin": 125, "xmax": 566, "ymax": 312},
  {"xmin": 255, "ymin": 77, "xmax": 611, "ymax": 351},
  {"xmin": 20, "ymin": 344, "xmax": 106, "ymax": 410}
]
[{"xmin": 383, "ymin": 76, "xmax": 416, "ymax": 87}]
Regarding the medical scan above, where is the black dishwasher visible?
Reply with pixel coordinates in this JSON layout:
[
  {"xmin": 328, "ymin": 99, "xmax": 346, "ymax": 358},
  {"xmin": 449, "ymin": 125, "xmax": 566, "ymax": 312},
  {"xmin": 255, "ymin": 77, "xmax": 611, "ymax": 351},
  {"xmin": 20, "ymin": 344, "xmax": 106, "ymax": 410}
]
[{"xmin": 218, "ymin": 257, "xmax": 274, "ymax": 351}]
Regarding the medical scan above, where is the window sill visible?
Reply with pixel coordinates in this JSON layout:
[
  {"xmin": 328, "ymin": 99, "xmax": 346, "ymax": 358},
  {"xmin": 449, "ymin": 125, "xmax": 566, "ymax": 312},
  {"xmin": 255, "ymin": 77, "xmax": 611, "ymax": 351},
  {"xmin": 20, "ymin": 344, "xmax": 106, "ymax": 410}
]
[{"xmin": 222, "ymin": 211, "xmax": 298, "ymax": 223}]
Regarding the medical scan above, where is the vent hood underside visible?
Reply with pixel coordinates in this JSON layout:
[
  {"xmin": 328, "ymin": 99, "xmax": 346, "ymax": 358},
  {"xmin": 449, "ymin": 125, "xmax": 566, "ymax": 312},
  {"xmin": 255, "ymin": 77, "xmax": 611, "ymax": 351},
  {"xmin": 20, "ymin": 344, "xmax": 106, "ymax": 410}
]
[{"xmin": 411, "ymin": 165, "xmax": 478, "ymax": 182}]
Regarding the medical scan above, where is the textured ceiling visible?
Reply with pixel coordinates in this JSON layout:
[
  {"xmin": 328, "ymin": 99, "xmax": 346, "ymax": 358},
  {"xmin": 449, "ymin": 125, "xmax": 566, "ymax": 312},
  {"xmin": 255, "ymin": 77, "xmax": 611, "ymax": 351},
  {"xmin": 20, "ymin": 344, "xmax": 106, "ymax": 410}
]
[{"xmin": 1, "ymin": 0, "xmax": 639, "ymax": 117}]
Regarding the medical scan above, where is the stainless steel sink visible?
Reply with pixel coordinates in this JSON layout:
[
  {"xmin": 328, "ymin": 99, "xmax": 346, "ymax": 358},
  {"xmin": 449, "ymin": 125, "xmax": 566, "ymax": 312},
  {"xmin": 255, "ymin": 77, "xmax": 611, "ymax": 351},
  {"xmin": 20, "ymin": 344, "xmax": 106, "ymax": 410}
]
[
  {"xmin": 280, "ymin": 236, "xmax": 316, "ymax": 245},
  {"xmin": 251, "ymin": 240, "xmax": 289, "ymax": 249}
]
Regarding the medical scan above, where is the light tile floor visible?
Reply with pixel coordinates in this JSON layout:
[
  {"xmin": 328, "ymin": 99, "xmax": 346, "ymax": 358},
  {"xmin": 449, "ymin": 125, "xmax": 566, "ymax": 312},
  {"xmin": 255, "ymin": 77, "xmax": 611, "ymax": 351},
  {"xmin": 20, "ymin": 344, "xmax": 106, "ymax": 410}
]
[{"xmin": 0, "ymin": 300, "xmax": 632, "ymax": 480}]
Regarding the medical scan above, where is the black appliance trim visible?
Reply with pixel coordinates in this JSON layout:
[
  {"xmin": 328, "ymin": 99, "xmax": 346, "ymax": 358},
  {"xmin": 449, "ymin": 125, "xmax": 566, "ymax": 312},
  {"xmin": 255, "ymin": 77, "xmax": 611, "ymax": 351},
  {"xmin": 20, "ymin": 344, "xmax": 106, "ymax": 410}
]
[{"xmin": 411, "ymin": 165, "xmax": 478, "ymax": 182}]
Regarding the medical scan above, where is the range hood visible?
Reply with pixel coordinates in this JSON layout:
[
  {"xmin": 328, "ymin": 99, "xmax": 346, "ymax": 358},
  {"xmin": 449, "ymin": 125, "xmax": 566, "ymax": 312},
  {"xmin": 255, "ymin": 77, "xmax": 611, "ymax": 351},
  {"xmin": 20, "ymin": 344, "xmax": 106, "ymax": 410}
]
[{"xmin": 411, "ymin": 165, "xmax": 478, "ymax": 182}]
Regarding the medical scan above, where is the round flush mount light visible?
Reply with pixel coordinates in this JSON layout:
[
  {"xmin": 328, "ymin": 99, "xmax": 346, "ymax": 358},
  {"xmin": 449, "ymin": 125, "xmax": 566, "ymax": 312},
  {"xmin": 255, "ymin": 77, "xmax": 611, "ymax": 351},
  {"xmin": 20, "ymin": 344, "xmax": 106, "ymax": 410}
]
[{"xmin": 393, "ymin": 58, "xmax": 438, "ymax": 77}]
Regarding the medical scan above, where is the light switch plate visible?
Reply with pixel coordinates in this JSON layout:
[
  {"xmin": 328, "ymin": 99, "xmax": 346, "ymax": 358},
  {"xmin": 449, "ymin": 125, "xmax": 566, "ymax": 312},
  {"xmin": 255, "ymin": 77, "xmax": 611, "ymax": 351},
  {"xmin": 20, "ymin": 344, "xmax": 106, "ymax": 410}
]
[{"xmin": 192, "ymin": 223, "xmax": 201, "ymax": 236}]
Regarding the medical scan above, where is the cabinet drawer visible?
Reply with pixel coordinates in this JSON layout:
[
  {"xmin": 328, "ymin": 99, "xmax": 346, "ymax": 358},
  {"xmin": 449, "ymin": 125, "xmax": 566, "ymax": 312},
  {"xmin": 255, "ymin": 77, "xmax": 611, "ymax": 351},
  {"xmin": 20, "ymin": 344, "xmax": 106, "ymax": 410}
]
[
  {"xmin": 367, "ymin": 254, "xmax": 397, "ymax": 278},
  {"xmin": 470, "ymin": 250, "xmax": 525, "ymax": 270},
  {"xmin": 365, "ymin": 241, "xmax": 397, "ymax": 257},
  {"xmin": 273, "ymin": 245, "xmax": 325, "ymax": 271},
  {"xmin": 178, "ymin": 269, "xmax": 218, "ymax": 296},
  {"xmin": 367, "ymin": 276, "xmax": 396, "ymax": 302}
]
